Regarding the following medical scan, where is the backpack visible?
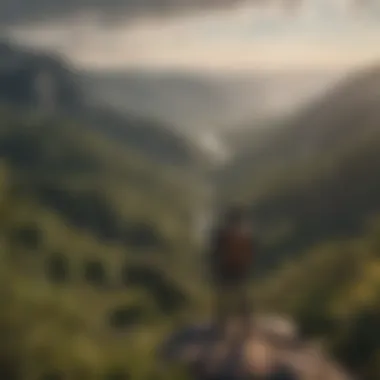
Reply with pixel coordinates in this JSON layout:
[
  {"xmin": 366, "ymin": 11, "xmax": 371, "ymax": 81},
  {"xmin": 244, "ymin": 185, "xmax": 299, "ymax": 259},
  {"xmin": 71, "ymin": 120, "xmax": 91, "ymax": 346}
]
[{"xmin": 217, "ymin": 224, "xmax": 254, "ymax": 273}]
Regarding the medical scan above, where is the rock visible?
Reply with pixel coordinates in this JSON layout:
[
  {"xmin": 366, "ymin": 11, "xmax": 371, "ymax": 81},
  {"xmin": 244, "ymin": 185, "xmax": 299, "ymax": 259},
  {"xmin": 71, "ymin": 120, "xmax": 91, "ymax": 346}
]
[
  {"xmin": 254, "ymin": 314, "xmax": 299, "ymax": 343},
  {"xmin": 158, "ymin": 316, "xmax": 353, "ymax": 380}
]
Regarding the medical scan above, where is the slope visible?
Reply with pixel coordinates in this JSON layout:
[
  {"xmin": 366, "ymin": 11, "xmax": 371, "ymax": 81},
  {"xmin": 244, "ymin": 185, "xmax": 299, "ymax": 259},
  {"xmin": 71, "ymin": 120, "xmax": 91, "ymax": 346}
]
[
  {"xmin": 253, "ymin": 218, "xmax": 380, "ymax": 380},
  {"xmin": 214, "ymin": 64, "xmax": 380, "ymax": 380},
  {"xmin": 84, "ymin": 68, "xmax": 341, "ymax": 134},
  {"xmin": 219, "ymin": 65, "xmax": 380, "ymax": 192},
  {"xmin": 0, "ymin": 41, "xmax": 198, "ymax": 169},
  {"xmin": 217, "ymin": 64, "xmax": 380, "ymax": 272},
  {"xmin": 0, "ymin": 102, "xmax": 206, "ymax": 326}
]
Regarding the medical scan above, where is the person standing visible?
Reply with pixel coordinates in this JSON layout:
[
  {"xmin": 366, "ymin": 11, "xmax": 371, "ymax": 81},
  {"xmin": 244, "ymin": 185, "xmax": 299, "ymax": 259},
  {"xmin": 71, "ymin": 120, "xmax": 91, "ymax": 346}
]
[{"xmin": 208, "ymin": 204, "xmax": 256, "ymax": 337}]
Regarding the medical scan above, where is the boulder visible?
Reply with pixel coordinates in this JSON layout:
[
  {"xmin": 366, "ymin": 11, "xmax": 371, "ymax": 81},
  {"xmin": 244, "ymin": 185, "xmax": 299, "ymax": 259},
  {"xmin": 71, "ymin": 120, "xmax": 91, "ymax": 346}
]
[{"xmin": 158, "ymin": 316, "xmax": 352, "ymax": 380}]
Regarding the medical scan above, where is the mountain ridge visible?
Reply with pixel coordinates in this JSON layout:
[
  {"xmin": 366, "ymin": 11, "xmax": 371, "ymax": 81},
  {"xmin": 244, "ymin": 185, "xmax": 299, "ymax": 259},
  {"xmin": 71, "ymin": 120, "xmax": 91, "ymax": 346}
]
[{"xmin": 0, "ymin": 41, "xmax": 201, "ymax": 169}]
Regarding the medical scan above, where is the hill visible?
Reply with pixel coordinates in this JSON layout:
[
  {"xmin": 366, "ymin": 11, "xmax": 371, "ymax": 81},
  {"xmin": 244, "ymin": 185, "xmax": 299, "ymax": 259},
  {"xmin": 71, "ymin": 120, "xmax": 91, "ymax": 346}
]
[
  {"xmin": 220, "ymin": 64, "xmax": 380, "ymax": 179},
  {"xmin": 217, "ymin": 64, "xmax": 380, "ymax": 270},
  {"xmin": 252, "ymin": 219, "xmax": 380, "ymax": 380},
  {"xmin": 0, "ymin": 42, "xmax": 213, "ymax": 380},
  {"xmin": 84, "ymin": 68, "xmax": 341, "ymax": 134},
  {"xmin": 0, "ymin": 41, "xmax": 198, "ymax": 169},
  {"xmin": 0, "ymin": 103, "xmax": 206, "ymax": 379},
  {"xmin": 215, "ymin": 64, "xmax": 380, "ymax": 380},
  {"xmin": 0, "ymin": 41, "xmax": 81, "ymax": 110}
]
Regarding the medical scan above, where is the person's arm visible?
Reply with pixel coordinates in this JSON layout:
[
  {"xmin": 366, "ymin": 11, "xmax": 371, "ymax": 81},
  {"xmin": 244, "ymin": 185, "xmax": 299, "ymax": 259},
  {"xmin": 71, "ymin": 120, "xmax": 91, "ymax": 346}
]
[{"xmin": 250, "ymin": 233, "xmax": 258, "ymax": 264}]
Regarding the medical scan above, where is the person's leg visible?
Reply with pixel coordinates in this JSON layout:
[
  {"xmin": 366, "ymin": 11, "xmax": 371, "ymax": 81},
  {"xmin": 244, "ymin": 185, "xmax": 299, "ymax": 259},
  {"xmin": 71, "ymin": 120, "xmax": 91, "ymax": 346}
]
[
  {"xmin": 213, "ymin": 277, "xmax": 229, "ymax": 337},
  {"xmin": 238, "ymin": 278, "xmax": 253, "ymax": 335}
]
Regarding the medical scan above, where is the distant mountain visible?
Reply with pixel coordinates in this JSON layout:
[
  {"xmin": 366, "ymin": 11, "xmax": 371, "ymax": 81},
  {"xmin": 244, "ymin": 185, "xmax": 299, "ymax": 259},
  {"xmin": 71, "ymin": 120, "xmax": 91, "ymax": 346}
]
[
  {"xmin": 0, "ymin": 41, "xmax": 81, "ymax": 111},
  {"xmin": 83, "ymin": 68, "xmax": 343, "ymax": 134},
  {"xmin": 219, "ymin": 64, "xmax": 380, "ymax": 185},
  {"xmin": 0, "ymin": 42, "xmax": 199, "ymax": 169},
  {"xmin": 226, "ymin": 65, "xmax": 380, "ymax": 380},
  {"xmin": 217, "ymin": 63, "xmax": 380, "ymax": 270}
]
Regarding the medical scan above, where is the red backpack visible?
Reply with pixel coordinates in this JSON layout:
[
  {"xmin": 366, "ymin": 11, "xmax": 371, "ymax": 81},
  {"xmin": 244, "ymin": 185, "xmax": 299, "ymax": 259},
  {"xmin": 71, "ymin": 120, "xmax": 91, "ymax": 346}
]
[{"xmin": 218, "ymin": 224, "xmax": 254, "ymax": 273}]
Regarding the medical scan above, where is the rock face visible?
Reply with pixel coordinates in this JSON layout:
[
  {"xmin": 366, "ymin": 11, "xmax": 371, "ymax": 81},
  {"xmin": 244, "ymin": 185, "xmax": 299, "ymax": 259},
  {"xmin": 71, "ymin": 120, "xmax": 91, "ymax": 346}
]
[
  {"xmin": 0, "ymin": 42, "xmax": 81, "ymax": 111},
  {"xmin": 158, "ymin": 316, "xmax": 352, "ymax": 380}
]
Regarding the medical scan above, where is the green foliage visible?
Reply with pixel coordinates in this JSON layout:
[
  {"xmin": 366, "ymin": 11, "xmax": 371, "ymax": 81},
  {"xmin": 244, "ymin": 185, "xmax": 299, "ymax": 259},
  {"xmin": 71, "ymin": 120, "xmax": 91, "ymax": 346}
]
[
  {"xmin": 219, "ymin": 66, "xmax": 380, "ymax": 272},
  {"xmin": 0, "ymin": 106, "xmax": 195, "ymax": 259},
  {"xmin": 0, "ymin": 106, "xmax": 197, "ymax": 380},
  {"xmin": 252, "ymin": 221, "xmax": 380, "ymax": 379},
  {"xmin": 220, "ymin": 67, "xmax": 380, "ymax": 380},
  {"xmin": 0, "ymin": 263, "xmax": 192, "ymax": 380},
  {"xmin": 0, "ymin": 44, "xmax": 200, "ymax": 380}
]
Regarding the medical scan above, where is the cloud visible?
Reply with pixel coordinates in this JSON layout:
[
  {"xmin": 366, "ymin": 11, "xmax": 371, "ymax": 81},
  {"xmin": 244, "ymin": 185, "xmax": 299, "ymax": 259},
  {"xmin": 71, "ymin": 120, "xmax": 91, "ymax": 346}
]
[
  {"xmin": 0, "ymin": 0, "xmax": 266, "ymax": 28},
  {"xmin": 2, "ymin": 0, "xmax": 365, "ymax": 28},
  {"xmin": 5, "ymin": 1, "xmax": 380, "ymax": 71},
  {"xmin": 2, "ymin": 1, "xmax": 379, "ymax": 30}
]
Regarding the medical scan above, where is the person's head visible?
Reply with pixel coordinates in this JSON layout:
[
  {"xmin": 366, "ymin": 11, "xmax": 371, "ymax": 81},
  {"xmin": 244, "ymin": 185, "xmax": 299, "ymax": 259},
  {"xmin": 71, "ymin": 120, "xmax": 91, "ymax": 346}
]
[{"xmin": 223, "ymin": 204, "xmax": 248, "ymax": 226}]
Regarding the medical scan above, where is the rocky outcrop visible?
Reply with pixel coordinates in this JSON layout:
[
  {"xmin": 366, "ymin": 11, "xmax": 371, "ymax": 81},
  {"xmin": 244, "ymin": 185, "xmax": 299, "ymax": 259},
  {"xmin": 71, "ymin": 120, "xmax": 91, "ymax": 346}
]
[
  {"xmin": 158, "ymin": 315, "xmax": 353, "ymax": 380},
  {"xmin": 0, "ymin": 42, "xmax": 81, "ymax": 111}
]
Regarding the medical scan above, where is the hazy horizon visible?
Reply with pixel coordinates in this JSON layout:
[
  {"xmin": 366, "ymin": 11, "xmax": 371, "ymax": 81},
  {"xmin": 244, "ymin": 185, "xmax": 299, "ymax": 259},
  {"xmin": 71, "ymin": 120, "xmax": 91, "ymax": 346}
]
[{"xmin": 3, "ymin": 0, "xmax": 380, "ymax": 152}]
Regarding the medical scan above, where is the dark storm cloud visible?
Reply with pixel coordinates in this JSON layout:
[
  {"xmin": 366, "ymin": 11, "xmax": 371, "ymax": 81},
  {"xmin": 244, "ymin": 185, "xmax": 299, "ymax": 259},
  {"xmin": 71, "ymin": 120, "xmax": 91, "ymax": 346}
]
[
  {"xmin": 0, "ymin": 0, "xmax": 301, "ymax": 28},
  {"xmin": 0, "ymin": 0, "xmax": 235, "ymax": 27}
]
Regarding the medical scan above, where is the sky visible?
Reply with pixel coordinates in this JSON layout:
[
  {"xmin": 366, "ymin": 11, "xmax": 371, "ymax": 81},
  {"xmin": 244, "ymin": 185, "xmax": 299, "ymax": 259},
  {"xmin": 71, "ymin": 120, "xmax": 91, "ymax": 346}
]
[{"xmin": 5, "ymin": 0, "xmax": 380, "ymax": 71}]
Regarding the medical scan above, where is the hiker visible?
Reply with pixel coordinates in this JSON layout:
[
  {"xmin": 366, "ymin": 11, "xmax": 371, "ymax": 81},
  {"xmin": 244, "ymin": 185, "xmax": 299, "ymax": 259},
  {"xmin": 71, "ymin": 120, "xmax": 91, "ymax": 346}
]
[{"xmin": 208, "ymin": 204, "xmax": 256, "ymax": 337}]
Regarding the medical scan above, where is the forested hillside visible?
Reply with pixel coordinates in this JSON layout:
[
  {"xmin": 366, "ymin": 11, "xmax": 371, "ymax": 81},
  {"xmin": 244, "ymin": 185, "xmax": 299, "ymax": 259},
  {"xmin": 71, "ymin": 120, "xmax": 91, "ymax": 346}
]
[
  {"xmin": 253, "ymin": 220, "xmax": 380, "ymax": 380},
  {"xmin": 0, "ymin": 104, "xmax": 203, "ymax": 379},
  {"xmin": 218, "ymin": 64, "xmax": 380, "ymax": 271},
  {"xmin": 0, "ymin": 41, "xmax": 213, "ymax": 380},
  {"xmin": 219, "ymin": 64, "xmax": 380, "ymax": 189},
  {"xmin": 217, "ymin": 65, "xmax": 380, "ymax": 380}
]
